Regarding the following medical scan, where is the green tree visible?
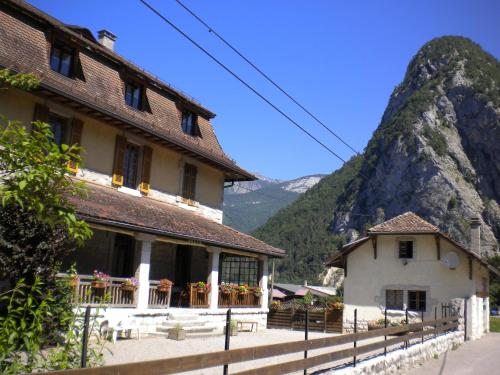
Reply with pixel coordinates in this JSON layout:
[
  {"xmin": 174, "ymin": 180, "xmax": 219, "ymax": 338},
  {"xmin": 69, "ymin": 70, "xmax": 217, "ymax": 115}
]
[{"xmin": 0, "ymin": 69, "xmax": 99, "ymax": 372}]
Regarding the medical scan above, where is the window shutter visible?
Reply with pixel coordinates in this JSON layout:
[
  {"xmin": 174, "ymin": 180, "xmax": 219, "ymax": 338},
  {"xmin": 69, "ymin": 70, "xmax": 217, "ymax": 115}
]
[
  {"xmin": 67, "ymin": 117, "xmax": 84, "ymax": 174},
  {"xmin": 33, "ymin": 103, "xmax": 49, "ymax": 123},
  {"xmin": 112, "ymin": 135, "xmax": 127, "ymax": 186},
  {"xmin": 182, "ymin": 163, "xmax": 197, "ymax": 200},
  {"xmin": 194, "ymin": 115, "xmax": 202, "ymax": 137},
  {"xmin": 139, "ymin": 145, "xmax": 152, "ymax": 194}
]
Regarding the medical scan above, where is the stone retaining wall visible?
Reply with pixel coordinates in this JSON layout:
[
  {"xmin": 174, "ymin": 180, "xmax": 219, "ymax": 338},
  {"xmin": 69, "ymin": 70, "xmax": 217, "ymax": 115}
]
[{"xmin": 324, "ymin": 331, "xmax": 464, "ymax": 375}]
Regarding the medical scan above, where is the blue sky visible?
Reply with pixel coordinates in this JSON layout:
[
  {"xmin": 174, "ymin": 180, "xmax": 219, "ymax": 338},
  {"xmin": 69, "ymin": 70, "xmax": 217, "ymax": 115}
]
[{"xmin": 29, "ymin": 0, "xmax": 500, "ymax": 180}]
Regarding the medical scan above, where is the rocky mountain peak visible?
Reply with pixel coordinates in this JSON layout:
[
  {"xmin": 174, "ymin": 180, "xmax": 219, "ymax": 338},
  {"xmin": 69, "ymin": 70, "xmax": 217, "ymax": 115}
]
[
  {"xmin": 254, "ymin": 36, "xmax": 499, "ymax": 283},
  {"xmin": 332, "ymin": 36, "xmax": 500, "ymax": 254}
]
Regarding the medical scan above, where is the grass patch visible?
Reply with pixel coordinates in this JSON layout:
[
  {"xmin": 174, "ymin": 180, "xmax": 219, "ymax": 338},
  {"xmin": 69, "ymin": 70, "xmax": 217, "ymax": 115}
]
[{"xmin": 491, "ymin": 316, "xmax": 500, "ymax": 332}]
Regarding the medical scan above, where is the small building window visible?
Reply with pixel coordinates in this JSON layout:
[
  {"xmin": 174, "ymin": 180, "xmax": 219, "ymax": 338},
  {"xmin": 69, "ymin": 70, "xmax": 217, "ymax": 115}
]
[
  {"xmin": 182, "ymin": 163, "xmax": 197, "ymax": 200},
  {"xmin": 50, "ymin": 45, "xmax": 74, "ymax": 77},
  {"xmin": 219, "ymin": 254, "xmax": 259, "ymax": 287},
  {"xmin": 124, "ymin": 82, "xmax": 143, "ymax": 110},
  {"xmin": 47, "ymin": 113, "xmax": 68, "ymax": 147},
  {"xmin": 386, "ymin": 289, "xmax": 404, "ymax": 310},
  {"xmin": 399, "ymin": 240, "xmax": 414, "ymax": 259},
  {"xmin": 122, "ymin": 142, "xmax": 140, "ymax": 188},
  {"xmin": 181, "ymin": 111, "xmax": 199, "ymax": 136},
  {"xmin": 408, "ymin": 290, "xmax": 426, "ymax": 311}
]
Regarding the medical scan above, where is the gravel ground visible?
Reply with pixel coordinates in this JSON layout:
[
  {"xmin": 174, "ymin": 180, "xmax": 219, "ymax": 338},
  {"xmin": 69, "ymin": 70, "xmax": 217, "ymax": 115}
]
[
  {"xmin": 103, "ymin": 329, "xmax": 346, "ymax": 374},
  {"xmin": 103, "ymin": 329, "xmax": 405, "ymax": 375}
]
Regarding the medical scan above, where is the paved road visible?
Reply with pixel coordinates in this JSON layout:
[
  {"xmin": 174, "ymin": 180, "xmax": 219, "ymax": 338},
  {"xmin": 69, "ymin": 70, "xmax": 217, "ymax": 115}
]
[{"xmin": 406, "ymin": 333, "xmax": 500, "ymax": 375}]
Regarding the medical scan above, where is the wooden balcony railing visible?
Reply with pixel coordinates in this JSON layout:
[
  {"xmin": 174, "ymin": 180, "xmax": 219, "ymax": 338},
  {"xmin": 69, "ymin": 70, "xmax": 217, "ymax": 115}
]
[
  {"xmin": 148, "ymin": 280, "xmax": 172, "ymax": 308},
  {"xmin": 189, "ymin": 283, "xmax": 210, "ymax": 308},
  {"xmin": 58, "ymin": 274, "xmax": 137, "ymax": 307},
  {"xmin": 218, "ymin": 289, "xmax": 261, "ymax": 308}
]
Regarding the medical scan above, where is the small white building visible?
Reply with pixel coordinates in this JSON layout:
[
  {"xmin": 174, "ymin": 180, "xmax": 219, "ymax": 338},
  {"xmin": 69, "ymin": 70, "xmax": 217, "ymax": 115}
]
[{"xmin": 326, "ymin": 212, "xmax": 499, "ymax": 340}]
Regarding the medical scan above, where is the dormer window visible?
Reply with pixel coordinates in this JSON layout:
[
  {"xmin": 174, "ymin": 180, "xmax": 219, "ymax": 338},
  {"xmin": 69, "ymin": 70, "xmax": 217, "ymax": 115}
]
[
  {"xmin": 181, "ymin": 111, "xmax": 200, "ymax": 137},
  {"xmin": 50, "ymin": 44, "xmax": 74, "ymax": 77},
  {"xmin": 399, "ymin": 240, "xmax": 414, "ymax": 259},
  {"xmin": 124, "ymin": 82, "xmax": 143, "ymax": 110}
]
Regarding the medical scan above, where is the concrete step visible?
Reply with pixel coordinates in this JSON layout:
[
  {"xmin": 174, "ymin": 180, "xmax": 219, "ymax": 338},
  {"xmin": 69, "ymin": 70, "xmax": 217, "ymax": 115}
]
[
  {"xmin": 162, "ymin": 320, "xmax": 207, "ymax": 327},
  {"xmin": 156, "ymin": 324, "xmax": 217, "ymax": 334},
  {"xmin": 167, "ymin": 314, "xmax": 199, "ymax": 321}
]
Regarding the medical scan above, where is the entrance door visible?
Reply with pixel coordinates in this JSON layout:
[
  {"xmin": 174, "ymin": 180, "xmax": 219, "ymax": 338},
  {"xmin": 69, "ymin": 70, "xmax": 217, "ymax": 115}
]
[
  {"xmin": 175, "ymin": 245, "xmax": 192, "ymax": 287},
  {"xmin": 113, "ymin": 233, "xmax": 136, "ymax": 278}
]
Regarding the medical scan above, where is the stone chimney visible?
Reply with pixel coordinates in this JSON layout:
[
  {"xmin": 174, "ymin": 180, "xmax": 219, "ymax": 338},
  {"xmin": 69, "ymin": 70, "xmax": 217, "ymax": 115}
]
[
  {"xmin": 97, "ymin": 30, "xmax": 116, "ymax": 51},
  {"xmin": 470, "ymin": 217, "xmax": 481, "ymax": 254},
  {"xmin": 304, "ymin": 280, "xmax": 308, "ymax": 286}
]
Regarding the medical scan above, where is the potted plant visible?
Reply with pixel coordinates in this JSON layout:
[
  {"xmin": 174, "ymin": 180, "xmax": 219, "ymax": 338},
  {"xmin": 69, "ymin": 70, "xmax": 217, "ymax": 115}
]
[
  {"xmin": 67, "ymin": 264, "xmax": 79, "ymax": 288},
  {"xmin": 91, "ymin": 270, "xmax": 110, "ymax": 289},
  {"xmin": 224, "ymin": 320, "xmax": 239, "ymax": 336},
  {"xmin": 270, "ymin": 300, "xmax": 281, "ymax": 310},
  {"xmin": 122, "ymin": 277, "xmax": 139, "ymax": 292},
  {"xmin": 196, "ymin": 281, "xmax": 210, "ymax": 293},
  {"xmin": 238, "ymin": 284, "xmax": 249, "ymax": 295},
  {"xmin": 220, "ymin": 283, "xmax": 234, "ymax": 295},
  {"xmin": 158, "ymin": 279, "xmax": 173, "ymax": 292},
  {"xmin": 253, "ymin": 287, "xmax": 263, "ymax": 297},
  {"xmin": 168, "ymin": 323, "xmax": 186, "ymax": 341}
]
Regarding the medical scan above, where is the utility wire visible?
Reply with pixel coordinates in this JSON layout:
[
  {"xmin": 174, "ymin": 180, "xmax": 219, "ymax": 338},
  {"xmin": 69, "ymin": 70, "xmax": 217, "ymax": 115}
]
[
  {"xmin": 174, "ymin": 0, "xmax": 360, "ymax": 156},
  {"xmin": 138, "ymin": 0, "xmax": 348, "ymax": 164},
  {"xmin": 137, "ymin": 0, "xmax": 406, "ymax": 224}
]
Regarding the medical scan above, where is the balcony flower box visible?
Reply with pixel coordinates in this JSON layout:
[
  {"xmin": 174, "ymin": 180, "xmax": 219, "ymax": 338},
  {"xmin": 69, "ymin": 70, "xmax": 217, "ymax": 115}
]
[
  {"xmin": 220, "ymin": 283, "xmax": 234, "ymax": 295},
  {"xmin": 196, "ymin": 281, "xmax": 210, "ymax": 293},
  {"xmin": 91, "ymin": 270, "xmax": 110, "ymax": 289},
  {"xmin": 238, "ymin": 285, "xmax": 249, "ymax": 295},
  {"xmin": 91, "ymin": 281, "xmax": 107, "ymax": 289},
  {"xmin": 158, "ymin": 279, "xmax": 173, "ymax": 292},
  {"xmin": 253, "ymin": 287, "xmax": 263, "ymax": 297},
  {"xmin": 121, "ymin": 277, "xmax": 139, "ymax": 292}
]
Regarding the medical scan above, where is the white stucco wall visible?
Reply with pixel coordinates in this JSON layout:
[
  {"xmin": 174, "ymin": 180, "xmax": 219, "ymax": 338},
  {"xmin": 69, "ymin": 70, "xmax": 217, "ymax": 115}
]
[{"xmin": 343, "ymin": 234, "xmax": 489, "ymax": 338}]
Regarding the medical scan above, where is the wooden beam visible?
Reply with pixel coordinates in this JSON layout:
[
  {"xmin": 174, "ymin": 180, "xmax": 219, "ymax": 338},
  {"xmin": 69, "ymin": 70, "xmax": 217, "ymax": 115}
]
[
  {"xmin": 344, "ymin": 255, "xmax": 347, "ymax": 277},
  {"xmin": 371, "ymin": 236, "xmax": 377, "ymax": 259},
  {"xmin": 435, "ymin": 235, "xmax": 441, "ymax": 260}
]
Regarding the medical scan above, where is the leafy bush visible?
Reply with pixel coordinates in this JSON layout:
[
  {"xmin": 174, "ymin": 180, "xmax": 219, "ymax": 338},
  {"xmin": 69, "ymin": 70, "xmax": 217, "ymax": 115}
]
[
  {"xmin": 422, "ymin": 124, "xmax": 447, "ymax": 156},
  {"xmin": 0, "ymin": 278, "xmax": 106, "ymax": 373}
]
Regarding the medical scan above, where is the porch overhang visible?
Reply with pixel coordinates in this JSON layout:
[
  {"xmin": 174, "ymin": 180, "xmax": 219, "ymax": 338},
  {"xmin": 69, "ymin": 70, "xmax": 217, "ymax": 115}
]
[{"xmin": 69, "ymin": 182, "xmax": 285, "ymax": 258}]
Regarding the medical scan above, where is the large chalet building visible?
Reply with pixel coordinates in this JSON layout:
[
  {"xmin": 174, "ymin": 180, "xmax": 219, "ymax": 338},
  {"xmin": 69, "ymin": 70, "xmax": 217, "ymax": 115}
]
[{"xmin": 0, "ymin": 0, "xmax": 284, "ymax": 331}]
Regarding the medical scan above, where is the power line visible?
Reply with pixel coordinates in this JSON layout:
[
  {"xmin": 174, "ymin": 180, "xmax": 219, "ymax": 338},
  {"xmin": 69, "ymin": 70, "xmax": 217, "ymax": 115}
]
[
  {"xmin": 137, "ymin": 0, "xmax": 413, "ymax": 227},
  {"xmin": 174, "ymin": 0, "xmax": 360, "ymax": 156},
  {"xmin": 138, "ymin": 0, "xmax": 348, "ymax": 164}
]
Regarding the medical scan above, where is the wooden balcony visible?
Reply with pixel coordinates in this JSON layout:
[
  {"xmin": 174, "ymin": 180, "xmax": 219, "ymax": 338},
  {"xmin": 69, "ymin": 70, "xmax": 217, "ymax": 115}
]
[
  {"xmin": 60, "ymin": 274, "xmax": 137, "ymax": 307},
  {"xmin": 217, "ymin": 288, "xmax": 261, "ymax": 308}
]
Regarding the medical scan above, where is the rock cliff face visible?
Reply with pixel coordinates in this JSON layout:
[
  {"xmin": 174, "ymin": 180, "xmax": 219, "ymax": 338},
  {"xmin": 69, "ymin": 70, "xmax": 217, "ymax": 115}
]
[
  {"xmin": 255, "ymin": 36, "xmax": 499, "ymax": 283},
  {"xmin": 332, "ymin": 36, "xmax": 500, "ymax": 255}
]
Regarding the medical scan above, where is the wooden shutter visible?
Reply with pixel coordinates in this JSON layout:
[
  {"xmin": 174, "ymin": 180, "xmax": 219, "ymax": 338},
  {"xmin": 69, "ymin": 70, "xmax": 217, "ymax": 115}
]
[
  {"xmin": 182, "ymin": 163, "xmax": 197, "ymax": 200},
  {"xmin": 33, "ymin": 103, "xmax": 49, "ymax": 123},
  {"xmin": 112, "ymin": 135, "xmax": 127, "ymax": 186},
  {"xmin": 139, "ymin": 145, "xmax": 152, "ymax": 194},
  {"xmin": 194, "ymin": 115, "xmax": 202, "ymax": 137},
  {"xmin": 67, "ymin": 118, "xmax": 83, "ymax": 173}
]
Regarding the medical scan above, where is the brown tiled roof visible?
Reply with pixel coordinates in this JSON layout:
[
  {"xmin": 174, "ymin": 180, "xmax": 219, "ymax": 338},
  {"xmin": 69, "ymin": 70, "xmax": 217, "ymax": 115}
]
[
  {"xmin": 68, "ymin": 182, "xmax": 285, "ymax": 258},
  {"xmin": 0, "ymin": 0, "xmax": 254, "ymax": 181},
  {"xmin": 368, "ymin": 212, "xmax": 440, "ymax": 234}
]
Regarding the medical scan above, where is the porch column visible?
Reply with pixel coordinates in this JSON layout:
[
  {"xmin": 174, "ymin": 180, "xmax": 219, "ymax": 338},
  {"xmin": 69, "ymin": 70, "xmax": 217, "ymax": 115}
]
[
  {"xmin": 207, "ymin": 247, "xmax": 221, "ymax": 310},
  {"xmin": 260, "ymin": 255, "xmax": 269, "ymax": 310},
  {"xmin": 135, "ymin": 233, "xmax": 156, "ymax": 310}
]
